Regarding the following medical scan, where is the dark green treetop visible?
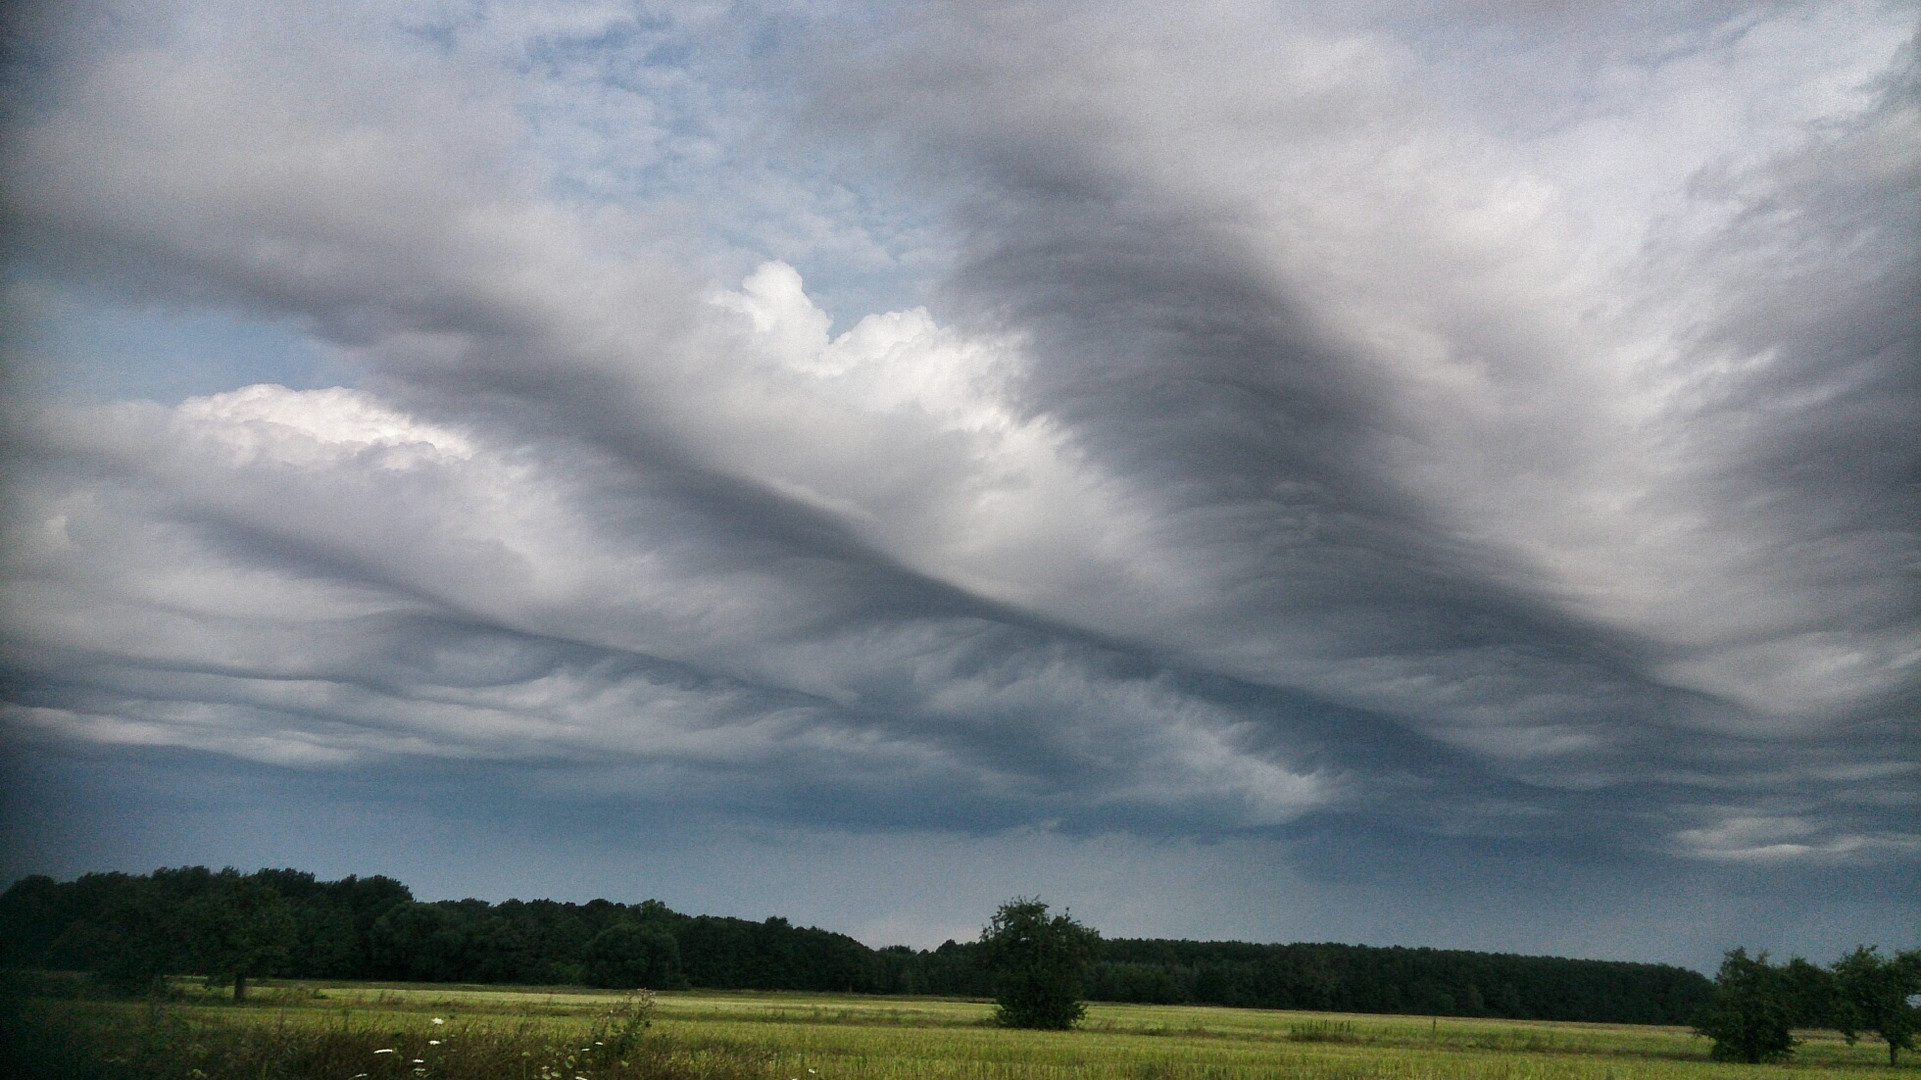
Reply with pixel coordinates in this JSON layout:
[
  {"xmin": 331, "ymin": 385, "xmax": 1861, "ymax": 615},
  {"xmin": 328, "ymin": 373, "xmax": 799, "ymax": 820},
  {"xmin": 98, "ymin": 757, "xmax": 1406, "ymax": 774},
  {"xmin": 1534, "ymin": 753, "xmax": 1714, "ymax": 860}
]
[
  {"xmin": 178, "ymin": 869, "xmax": 297, "ymax": 1002},
  {"xmin": 584, "ymin": 919, "xmax": 683, "ymax": 989},
  {"xmin": 1832, "ymin": 945, "xmax": 1921, "ymax": 1067},
  {"xmin": 1693, "ymin": 948, "xmax": 1798, "ymax": 1063},
  {"xmin": 978, "ymin": 897, "xmax": 1101, "ymax": 1030}
]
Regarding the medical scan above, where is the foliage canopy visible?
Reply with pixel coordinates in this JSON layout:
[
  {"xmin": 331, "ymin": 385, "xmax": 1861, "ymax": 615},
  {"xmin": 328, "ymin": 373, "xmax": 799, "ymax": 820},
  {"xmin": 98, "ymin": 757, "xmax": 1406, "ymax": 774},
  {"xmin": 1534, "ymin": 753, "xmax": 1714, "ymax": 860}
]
[
  {"xmin": 978, "ymin": 897, "xmax": 1101, "ymax": 1029},
  {"xmin": 1693, "ymin": 948, "xmax": 1798, "ymax": 1063},
  {"xmin": 177, "ymin": 870, "xmax": 296, "ymax": 1002},
  {"xmin": 1831, "ymin": 945, "xmax": 1921, "ymax": 1066},
  {"xmin": 0, "ymin": 865, "xmax": 1720, "ymax": 1024}
]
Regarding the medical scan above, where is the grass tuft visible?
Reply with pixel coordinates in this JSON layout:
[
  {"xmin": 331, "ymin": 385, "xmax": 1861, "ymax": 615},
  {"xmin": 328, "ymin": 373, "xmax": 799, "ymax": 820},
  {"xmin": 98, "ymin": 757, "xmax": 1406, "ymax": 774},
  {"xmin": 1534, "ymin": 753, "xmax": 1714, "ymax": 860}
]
[{"xmin": 1284, "ymin": 1019, "xmax": 1357, "ymax": 1043}]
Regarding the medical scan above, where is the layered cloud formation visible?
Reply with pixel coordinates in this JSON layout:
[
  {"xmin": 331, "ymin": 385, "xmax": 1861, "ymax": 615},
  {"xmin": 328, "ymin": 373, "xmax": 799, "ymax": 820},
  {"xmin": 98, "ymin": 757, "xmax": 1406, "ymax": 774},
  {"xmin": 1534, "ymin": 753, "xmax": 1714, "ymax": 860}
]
[{"xmin": 2, "ymin": 0, "xmax": 1915, "ymax": 954}]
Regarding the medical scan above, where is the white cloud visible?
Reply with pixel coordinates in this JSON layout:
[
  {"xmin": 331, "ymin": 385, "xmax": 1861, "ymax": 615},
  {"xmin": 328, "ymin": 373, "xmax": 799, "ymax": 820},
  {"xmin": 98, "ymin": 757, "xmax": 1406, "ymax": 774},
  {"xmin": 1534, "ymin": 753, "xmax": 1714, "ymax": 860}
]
[
  {"xmin": 0, "ymin": 0, "xmax": 1913, "ymax": 883},
  {"xmin": 1673, "ymin": 814, "xmax": 1921, "ymax": 864},
  {"xmin": 4, "ymin": 373, "xmax": 1325, "ymax": 830}
]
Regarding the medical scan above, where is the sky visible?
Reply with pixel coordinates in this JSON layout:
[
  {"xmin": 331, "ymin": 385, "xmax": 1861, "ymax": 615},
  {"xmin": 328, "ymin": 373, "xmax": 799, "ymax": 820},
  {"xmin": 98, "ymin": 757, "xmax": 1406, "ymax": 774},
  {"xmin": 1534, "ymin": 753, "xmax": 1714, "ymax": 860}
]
[{"xmin": 0, "ymin": 0, "xmax": 1915, "ymax": 972}]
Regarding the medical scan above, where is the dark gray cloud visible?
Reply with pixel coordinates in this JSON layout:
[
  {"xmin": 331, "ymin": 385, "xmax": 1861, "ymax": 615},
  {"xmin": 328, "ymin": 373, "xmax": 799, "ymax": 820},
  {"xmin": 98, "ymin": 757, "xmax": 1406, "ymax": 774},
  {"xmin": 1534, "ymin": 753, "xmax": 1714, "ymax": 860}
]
[
  {"xmin": 814, "ymin": 0, "xmax": 1917, "ymax": 779},
  {"xmin": 1, "ymin": 0, "xmax": 1915, "ymax": 959}
]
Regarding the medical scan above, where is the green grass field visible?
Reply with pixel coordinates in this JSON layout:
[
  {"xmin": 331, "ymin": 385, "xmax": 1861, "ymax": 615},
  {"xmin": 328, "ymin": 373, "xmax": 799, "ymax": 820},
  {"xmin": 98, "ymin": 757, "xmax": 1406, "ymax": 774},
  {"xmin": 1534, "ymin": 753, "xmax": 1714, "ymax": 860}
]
[{"xmin": 4, "ymin": 980, "xmax": 1906, "ymax": 1079}]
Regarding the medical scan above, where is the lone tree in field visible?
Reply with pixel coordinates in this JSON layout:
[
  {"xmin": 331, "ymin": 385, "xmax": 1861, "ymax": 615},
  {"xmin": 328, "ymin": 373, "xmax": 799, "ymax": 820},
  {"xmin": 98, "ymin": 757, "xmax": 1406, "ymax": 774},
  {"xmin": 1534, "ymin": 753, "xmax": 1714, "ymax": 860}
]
[
  {"xmin": 1832, "ymin": 945, "xmax": 1921, "ymax": 1066},
  {"xmin": 179, "ymin": 870, "xmax": 296, "ymax": 1003},
  {"xmin": 979, "ymin": 897, "xmax": 1101, "ymax": 1030},
  {"xmin": 1694, "ymin": 948, "xmax": 1798, "ymax": 1063}
]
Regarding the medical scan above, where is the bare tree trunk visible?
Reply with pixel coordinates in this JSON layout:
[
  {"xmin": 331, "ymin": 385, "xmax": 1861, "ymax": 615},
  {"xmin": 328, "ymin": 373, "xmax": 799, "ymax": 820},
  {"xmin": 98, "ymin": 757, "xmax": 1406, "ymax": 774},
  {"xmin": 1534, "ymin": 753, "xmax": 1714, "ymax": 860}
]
[{"xmin": 233, "ymin": 972, "xmax": 247, "ymax": 1003}]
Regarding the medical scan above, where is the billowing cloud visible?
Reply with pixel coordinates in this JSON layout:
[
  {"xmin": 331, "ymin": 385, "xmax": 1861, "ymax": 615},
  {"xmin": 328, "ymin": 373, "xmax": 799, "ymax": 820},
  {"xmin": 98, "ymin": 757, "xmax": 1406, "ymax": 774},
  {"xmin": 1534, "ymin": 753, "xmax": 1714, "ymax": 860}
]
[{"xmin": 1, "ymin": 0, "xmax": 1914, "ymax": 957}]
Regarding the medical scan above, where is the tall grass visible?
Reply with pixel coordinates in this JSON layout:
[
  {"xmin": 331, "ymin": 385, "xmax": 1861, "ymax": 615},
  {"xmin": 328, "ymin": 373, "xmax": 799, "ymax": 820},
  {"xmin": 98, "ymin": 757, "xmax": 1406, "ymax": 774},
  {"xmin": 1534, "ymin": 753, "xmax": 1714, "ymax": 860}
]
[
  {"xmin": 1, "ymin": 981, "xmax": 1901, "ymax": 1080},
  {"xmin": 1, "ymin": 988, "xmax": 763, "ymax": 1080}
]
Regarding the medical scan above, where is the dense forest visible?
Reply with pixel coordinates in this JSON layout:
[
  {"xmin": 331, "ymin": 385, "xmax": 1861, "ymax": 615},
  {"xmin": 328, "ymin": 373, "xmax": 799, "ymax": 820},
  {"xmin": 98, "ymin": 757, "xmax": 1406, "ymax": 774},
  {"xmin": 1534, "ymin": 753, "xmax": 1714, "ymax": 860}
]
[{"xmin": 0, "ymin": 867, "xmax": 1710, "ymax": 1025}]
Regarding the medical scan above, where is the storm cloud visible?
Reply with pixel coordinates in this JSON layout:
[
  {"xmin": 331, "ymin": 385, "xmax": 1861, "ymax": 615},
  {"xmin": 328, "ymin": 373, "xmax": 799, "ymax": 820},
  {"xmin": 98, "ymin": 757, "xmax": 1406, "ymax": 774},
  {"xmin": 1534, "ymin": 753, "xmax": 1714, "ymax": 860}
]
[{"xmin": 2, "ymin": 0, "xmax": 1915, "ymax": 962}]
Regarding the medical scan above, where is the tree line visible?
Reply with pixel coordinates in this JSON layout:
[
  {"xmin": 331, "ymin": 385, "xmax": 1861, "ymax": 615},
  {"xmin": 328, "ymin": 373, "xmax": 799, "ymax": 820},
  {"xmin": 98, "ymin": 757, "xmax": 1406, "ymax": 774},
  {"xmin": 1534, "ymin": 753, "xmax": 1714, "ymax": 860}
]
[
  {"xmin": 1693, "ymin": 946, "xmax": 1921, "ymax": 1065},
  {"xmin": 0, "ymin": 866, "xmax": 1714, "ymax": 1024}
]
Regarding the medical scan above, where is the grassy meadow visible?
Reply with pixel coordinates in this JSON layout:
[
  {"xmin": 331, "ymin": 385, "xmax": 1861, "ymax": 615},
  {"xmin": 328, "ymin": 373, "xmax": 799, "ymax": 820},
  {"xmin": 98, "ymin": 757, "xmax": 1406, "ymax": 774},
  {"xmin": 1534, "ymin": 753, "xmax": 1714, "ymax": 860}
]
[{"xmin": 2, "ymin": 979, "xmax": 1905, "ymax": 1080}]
